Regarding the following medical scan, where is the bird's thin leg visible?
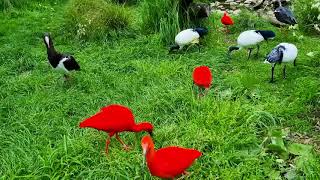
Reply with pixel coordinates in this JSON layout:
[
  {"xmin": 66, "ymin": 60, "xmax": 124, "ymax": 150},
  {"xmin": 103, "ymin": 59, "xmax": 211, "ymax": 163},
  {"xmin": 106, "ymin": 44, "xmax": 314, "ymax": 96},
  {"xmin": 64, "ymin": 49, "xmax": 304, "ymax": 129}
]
[
  {"xmin": 256, "ymin": 44, "xmax": 260, "ymax": 57},
  {"xmin": 183, "ymin": 171, "xmax": 190, "ymax": 175},
  {"xmin": 106, "ymin": 137, "xmax": 111, "ymax": 154},
  {"xmin": 177, "ymin": 171, "xmax": 193, "ymax": 180},
  {"xmin": 106, "ymin": 132, "xmax": 115, "ymax": 154},
  {"xmin": 203, "ymin": 88, "xmax": 209, "ymax": 97},
  {"xmin": 197, "ymin": 43, "xmax": 201, "ymax": 53},
  {"xmin": 283, "ymin": 64, "xmax": 286, "ymax": 79},
  {"xmin": 193, "ymin": 82, "xmax": 198, "ymax": 98},
  {"xmin": 294, "ymin": 59, "xmax": 297, "ymax": 66},
  {"xmin": 270, "ymin": 64, "xmax": 276, "ymax": 83},
  {"xmin": 185, "ymin": 45, "xmax": 191, "ymax": 54},
  {"xmin": 115, "ymin": 133, "xmax": 130, "ymax": 151},
  {"xmin": 247, "ymin": 48, "xmax": 253, "ymax": 60},
  {"xmin": 63, "ymin": 74, "xmax": 70, "ymax": 81},
  {"xmin": 198, "ymin": 86, "xmax": 202, "ymax": 98}
]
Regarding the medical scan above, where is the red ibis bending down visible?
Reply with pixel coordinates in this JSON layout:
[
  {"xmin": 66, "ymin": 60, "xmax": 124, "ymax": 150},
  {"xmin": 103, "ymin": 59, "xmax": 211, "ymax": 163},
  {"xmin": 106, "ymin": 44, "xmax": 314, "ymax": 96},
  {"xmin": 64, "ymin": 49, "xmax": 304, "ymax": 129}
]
[
  {"xmin": 221, "ymin": 11, "xmax": 234, "ymax": 33},
  {"xmin": 141, "ymin": 135, "xmax": 202, "ymax": 179},
  {"xmin": 192, "ymin": 66, "xmax": 213, "ymax": 97},
  {"xmin": 79, "ymin": 104, "xmax": 153, "ymax": 154}
]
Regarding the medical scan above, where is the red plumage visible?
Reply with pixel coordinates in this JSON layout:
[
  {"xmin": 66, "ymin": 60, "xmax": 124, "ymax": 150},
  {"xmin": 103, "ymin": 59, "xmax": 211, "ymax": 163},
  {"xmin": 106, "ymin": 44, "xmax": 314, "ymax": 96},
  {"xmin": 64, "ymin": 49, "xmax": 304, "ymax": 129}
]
[
  {"xmin": 141, "ymin": 135, "xmax": 202, "ymax": 179},
  {"xmin": 80, "ymin": 104, "xmax": 135, "ymax": 132},
  {"xmin": 221, "ymin": 11, "xmax": 234, "ymax": 26},
  {"xmin": 192, "ymin": 66, "xmax": 213, "ymax": 88},
  {"xmin": 80, "ymin": 104, "xmax": 153, "ymax": 154}
]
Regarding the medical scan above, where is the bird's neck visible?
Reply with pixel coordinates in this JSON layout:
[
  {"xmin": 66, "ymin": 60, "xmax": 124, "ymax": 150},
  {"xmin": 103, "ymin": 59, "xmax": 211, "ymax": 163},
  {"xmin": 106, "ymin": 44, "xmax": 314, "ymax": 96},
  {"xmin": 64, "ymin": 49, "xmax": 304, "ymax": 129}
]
[
  {"xmin": 146, "ymin": 146, "xmax": 155, "ymax": 167},
  {"xmin": 131, "ymin": 122, "xmax": 147, "ymax": 132},
  {"xmin": 46, "ymin": 45, "xmax": 58, "ymax": 57},
  {"xmin": 46, "ymin": 46, "xmax": 61, "ymax": 62}
]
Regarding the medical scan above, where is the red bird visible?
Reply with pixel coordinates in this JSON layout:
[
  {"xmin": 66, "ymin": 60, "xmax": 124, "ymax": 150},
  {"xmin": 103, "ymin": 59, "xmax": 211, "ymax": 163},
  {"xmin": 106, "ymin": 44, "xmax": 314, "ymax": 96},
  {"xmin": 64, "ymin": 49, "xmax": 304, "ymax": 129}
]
[
  {"xmin": 192, "ymin": 66, "xmax": 213, "ymax": 97},
  {"xmin": 221, "ymin": 11, "xmax": 234, "ymax": 33},
  {"xmin": 141, "ymin": 135, "xmax": 202, "ymax": 179},
  {"xmin": 79, "ymin": 104, "xmax": 153, "ymax": 154}
]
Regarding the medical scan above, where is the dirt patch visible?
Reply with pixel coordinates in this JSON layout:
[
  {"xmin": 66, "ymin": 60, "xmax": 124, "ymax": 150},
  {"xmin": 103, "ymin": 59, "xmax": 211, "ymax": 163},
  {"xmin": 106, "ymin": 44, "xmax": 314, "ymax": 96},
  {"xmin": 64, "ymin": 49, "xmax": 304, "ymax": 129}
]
[{"xmin": 288, "ymin": 131, "xmax": 320, "ymax": 153}]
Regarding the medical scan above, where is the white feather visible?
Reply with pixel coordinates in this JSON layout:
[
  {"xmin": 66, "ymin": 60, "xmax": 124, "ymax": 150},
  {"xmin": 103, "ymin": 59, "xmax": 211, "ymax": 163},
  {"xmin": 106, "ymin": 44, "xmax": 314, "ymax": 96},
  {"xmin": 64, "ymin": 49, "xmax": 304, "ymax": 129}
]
[
  {"xmin": 55, "ymin": 57, "xmax": 69, "ymax": 73},
  {"xmin": 278, "ymin": 43, "xmax": 298, "ymax": 63},
  {"xmin": 237, "ymin": 30, "xmax": 264, "ymax": 48},
  {"xmin": 175, "ymin": 29, "xmax": 200, "ymax": 49}
]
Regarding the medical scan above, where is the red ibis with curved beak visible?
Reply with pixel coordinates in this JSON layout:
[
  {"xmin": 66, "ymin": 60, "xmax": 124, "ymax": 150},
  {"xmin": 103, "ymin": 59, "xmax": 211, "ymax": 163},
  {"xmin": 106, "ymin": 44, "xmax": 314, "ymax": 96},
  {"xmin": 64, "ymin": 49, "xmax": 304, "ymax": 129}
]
[
  {"xmin": 221, "ymin": 11, "xmax": 234, "ymax": 33},
  {"xmin": 141, "ymin": 135, "xmax": 202, "ymax": 179},
  {"xmin": 192, "ymin": 66, "xmax": 213, "ymax": 97},
  {"xmin": 79, "ymin": 104, "xmax": 153, "ymax": 154}
]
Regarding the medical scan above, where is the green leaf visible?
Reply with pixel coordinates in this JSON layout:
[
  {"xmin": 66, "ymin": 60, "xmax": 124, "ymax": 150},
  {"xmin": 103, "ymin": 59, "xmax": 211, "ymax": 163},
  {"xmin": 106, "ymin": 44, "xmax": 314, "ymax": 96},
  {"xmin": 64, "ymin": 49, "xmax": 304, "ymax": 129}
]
[
  {"xmin": 288, "ymin": 143, "xmax": 313, "ymax": 156},
  {"xmin": 284, "ymin": 168, "xmax": 297, "ymax": 180},
  {"xmin": 267, "ymin": 144, "xmax": 289, "ymax": 160}
]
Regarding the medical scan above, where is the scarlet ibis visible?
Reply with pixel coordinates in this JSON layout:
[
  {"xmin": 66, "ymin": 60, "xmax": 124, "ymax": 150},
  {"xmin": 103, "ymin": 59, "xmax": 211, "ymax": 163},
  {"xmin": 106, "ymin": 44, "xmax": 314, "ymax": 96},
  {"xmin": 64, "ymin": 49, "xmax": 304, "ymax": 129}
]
[
  {"xmin": 169, "ymin": 27, "xmax": 208, "ymax": 53},
  {"xmin": 43, "ymin": 33, "xmax": 80, "ymax": 80},
  {"xmin": 264, "ymin": 43, "xmax": 298, "ymax": 83},
  {"xmin": 228, "ymin": 30, "xmax": 276, "ymax": 60},
  {"xmin": 141, "ymin": 135, "xmax": 202, "ymax": 179},
  {"xmin": 221, "ymin": 11, "xmax": 234, "ymax": 33},
  {"xmin": 192, "ymin": 66, "xmax": 212, "ymax": 97},
  {"xmin": 79, "ymin": 104, "xmax": 153, "ymax": 154}
]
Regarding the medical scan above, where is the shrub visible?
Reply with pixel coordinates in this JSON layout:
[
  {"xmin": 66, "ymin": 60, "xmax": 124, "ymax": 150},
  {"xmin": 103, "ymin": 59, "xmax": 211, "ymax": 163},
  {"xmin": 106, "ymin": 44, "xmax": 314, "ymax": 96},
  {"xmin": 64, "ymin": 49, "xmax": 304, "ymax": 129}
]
[
  {"xmin": 141, "ymin": 0, "xmax": 212, "ymax": 45},
  {"xmin": 141, "ymin": 0, "xmax": 183, "ymax": 45},
  {"xmin": 228, "ymin": 9, "xmax": 270, "ymax": 34},
  {"xmin": 295, "ymin": 0, "xmax": 320, "ymax": 35},
  {"xmin": 0, "ymin": 0, "xmax": 23, "ymax": 10},
  {"xmin": 159, "ymin": 10, "xmax": 180, "ymax": 45},
  {"xmin": 64, "ymin": 0, "xmax": 131, "ymax": 41}
]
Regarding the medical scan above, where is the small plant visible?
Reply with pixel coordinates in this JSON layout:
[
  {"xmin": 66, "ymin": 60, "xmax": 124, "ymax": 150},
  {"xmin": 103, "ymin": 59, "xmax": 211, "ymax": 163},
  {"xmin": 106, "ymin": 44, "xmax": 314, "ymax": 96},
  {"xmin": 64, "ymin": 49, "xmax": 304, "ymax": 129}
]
[
  {"xmin": 262, "ymin": 128, "xmax": 319, "ymax": 179},
  {"xmin": 64, "ymin": 0, "xmax": 131, "ymax": 41},
  {"xmin": 228, "ymin": 9, "xmax": 269, "ymax": 33},
  {"xmin": 295, "ymin": 0, "xmax": 320, "ymax": 35}
]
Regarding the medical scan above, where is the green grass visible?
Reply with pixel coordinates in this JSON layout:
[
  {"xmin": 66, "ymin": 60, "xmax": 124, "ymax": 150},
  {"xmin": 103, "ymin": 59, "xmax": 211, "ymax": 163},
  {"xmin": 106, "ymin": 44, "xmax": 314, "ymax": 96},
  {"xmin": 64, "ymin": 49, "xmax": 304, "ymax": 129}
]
[{"xmin": 1, "ymin": 2, "xmax": 320, "ymax": 179}]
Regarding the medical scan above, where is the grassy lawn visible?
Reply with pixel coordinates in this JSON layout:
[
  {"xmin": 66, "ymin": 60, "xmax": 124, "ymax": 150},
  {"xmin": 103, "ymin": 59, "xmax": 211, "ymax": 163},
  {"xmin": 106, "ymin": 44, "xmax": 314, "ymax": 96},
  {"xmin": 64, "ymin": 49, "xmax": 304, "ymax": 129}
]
[{"xmin": 1, "ymin": 1, "xmax": 320, "ymax": 179}]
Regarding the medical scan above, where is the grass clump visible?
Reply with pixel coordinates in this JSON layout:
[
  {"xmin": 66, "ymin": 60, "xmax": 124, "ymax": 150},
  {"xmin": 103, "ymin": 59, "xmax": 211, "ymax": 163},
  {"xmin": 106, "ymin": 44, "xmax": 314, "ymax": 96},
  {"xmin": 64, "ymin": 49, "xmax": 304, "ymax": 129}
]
[
  {"xmin": 64, "ymin": 0, "xmax": 131, "ymax": 41},
  {"xmin": 229, "ymin": 9, "xmax": 270, "ymax": 33},
  {"xmin": 141, "ymin": 0, "xmax": 190, "ymax": 45},
  {"xmin": 295, "ymin": 0, "xmax": 320, "ymax": 35},
  {"xmin": 0, "ymin": 0, "xmax": 23, "ymax": 10}
]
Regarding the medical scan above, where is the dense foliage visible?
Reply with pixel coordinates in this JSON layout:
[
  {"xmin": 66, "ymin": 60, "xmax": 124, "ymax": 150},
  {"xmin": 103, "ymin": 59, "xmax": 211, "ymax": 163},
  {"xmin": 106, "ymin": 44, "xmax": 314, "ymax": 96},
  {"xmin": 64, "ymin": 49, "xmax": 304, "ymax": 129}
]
[
  {"xmin": 295, "ymin": 0, "xmax": 320, "ymax": 34},
  {"xmin": 64, "ymin": 0, "xmax": 130, "ymax": 40}
]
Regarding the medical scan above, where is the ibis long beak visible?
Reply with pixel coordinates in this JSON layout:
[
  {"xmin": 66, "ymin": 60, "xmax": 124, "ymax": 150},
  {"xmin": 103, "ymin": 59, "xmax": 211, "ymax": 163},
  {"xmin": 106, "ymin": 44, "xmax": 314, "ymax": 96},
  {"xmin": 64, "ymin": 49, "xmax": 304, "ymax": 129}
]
[
  {"xmin": 264, "ymin": 60, "xmax": 271, "ymax": 64},
  {"xmin": 142, "ymin": 144, "xmax": 148, "ymax": 156}
]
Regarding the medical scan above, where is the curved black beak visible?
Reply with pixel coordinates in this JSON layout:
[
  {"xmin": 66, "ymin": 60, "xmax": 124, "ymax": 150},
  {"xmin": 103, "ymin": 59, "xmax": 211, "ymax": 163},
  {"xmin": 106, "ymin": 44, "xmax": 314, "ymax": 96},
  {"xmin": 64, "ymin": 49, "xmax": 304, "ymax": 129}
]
[{"xmin": 148, "ymin": 131, "xmax": 153, "ymax": 137}]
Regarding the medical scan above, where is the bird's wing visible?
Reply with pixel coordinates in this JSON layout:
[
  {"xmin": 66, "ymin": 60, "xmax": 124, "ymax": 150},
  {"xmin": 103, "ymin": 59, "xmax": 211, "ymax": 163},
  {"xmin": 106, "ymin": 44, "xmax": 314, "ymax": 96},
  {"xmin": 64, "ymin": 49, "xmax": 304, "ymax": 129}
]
[
  {"xmin": 175, "ymin": 30, "xmax": 200, "ymax": 45},
  {"xmin": 275, "ymin": 7, "xmax": 297, "ymax": 25},
  {"xmin": 152, "ymin": 147, "xmax": 201, "ymax": 176},
  {"xmin": 283, "ymin": 8, "xmax": 297, "ymax": 24},
  {"xmin": 63, "ymin": 55, "xmax": 80, "ymax": 71},
  {"xmin": 266, "ymin": 46, "xmax": 284, "ymax": 63}
]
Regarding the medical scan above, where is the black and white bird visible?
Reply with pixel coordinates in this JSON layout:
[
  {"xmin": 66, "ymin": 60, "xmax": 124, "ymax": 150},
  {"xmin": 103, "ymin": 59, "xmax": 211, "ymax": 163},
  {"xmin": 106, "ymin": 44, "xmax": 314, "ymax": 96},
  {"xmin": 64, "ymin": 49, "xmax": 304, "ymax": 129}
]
[
  {"xmin": 169, "ymin": 27, "xmax": 208, "ymax": 53},
  {"xmin": 228, "ymin": 30, "xmax": 276, "ymax": 59},
  {"xmin": 274, "ymin": 0, "xmax": 297, "ymax": 26},
  {"xmin": 264, "ymin": 43, "xmax": 298, "ymax": 83},
  {"xmin": 43, "ymin": 33, "xmax": 80, "ymax": 79}
]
